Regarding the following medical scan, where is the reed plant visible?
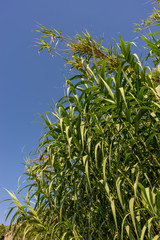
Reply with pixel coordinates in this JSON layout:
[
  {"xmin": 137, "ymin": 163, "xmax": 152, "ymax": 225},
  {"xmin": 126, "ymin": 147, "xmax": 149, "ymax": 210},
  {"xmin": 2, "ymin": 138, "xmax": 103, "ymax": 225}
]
[{"xmin": 5, "ymin": 1, "xmax": 160, "ymax": 239}]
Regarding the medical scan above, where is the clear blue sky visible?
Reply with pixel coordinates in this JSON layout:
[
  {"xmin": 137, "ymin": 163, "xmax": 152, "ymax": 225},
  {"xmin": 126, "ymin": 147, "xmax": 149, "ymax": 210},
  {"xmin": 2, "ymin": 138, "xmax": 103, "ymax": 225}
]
[{"xmin": 0, "ymin": 0, "xmax": 154, "ymax": 224}]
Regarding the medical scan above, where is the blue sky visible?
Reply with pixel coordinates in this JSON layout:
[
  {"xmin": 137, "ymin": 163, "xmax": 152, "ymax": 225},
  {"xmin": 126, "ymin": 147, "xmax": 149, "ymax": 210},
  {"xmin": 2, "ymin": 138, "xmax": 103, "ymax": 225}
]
[{"xmin": 0, "ymin": 0, "xmax": 154, "ymax": 224}]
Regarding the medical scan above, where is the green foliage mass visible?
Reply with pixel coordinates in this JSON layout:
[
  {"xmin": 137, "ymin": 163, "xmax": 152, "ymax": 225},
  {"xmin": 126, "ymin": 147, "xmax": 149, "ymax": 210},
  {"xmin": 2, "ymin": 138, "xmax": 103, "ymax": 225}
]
[
  {"xmin": 0, "ymin": 224, "xmax": 11, "ymax": 240},
  {"xmin": 0, "ymin": 224, "xmax": 6, "ymax": 239},
  {"xmin": 5, "ymin": 1, "xmax": 160, "ymax": 239}
]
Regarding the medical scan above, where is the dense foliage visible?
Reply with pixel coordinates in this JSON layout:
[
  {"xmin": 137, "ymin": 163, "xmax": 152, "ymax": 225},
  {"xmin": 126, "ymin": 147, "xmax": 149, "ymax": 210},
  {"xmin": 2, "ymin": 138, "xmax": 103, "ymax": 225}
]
[
  {"xmin": 0, "ymin": 224, "xmax": 6, "ymax": 239},
  {"xmin": 0, "ymin": 224, "xmax": 10, "ymax": 240},
  {"xmin": 5, "ymin": 1, "xmax": 160, "ymax": 239}
]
